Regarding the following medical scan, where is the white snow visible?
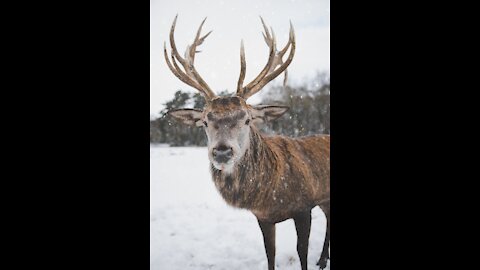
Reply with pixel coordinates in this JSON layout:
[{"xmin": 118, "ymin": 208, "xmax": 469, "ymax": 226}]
[{"xmin": 150, "ymin": 145, "xmax": 329, "ymax": 269}]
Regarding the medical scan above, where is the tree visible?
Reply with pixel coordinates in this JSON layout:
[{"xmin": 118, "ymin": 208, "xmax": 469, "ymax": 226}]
[{"xmin": 258, "ymin": 72, "xmax": 330, "ymax": 136}]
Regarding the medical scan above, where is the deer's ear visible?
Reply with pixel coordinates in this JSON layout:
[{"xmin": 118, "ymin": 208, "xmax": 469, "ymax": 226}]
[
  {"xmin": 168, "ymin": 108, "xmax": 204, "ymax": 126},
  {"xmin": 250, "ymin": 105, "xmax": 289, "ymax": 123}
]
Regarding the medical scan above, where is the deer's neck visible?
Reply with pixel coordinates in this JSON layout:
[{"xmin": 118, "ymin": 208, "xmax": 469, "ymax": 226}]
[{"xmin": 211, "ymin": 128, "xmax": 277, "ymax": 209}]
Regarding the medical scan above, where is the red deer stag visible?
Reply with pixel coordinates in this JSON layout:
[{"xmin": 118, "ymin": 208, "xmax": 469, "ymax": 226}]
[{"xmin": 163, "ymin": 15, "xmax": 330, "ymax": 270}]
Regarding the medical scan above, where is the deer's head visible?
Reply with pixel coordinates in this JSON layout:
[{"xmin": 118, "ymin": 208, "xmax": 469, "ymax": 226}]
[{"xmin": 164, "ymin": 15, "xmax": 295, "ymax": 174}]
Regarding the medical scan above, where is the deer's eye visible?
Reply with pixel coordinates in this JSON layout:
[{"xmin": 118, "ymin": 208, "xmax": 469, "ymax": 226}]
[
  {"xmin": 245, "ymin": 119, "xmax": 250, "ymax": 125},
  {"xmin": 203, "ymin": 121, "xmax": 208, "ymax": 127}
]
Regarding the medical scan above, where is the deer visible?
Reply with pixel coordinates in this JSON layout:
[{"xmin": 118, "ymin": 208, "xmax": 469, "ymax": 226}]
[{"xmin": 163, "ymin": 15, "xmax": 330, "ymax": 270}]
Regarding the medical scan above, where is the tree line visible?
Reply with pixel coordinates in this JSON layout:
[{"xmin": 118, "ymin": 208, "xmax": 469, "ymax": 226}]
[{"xmin": 150, "ymin": 72, "xmax": 330, "ymax": 146}]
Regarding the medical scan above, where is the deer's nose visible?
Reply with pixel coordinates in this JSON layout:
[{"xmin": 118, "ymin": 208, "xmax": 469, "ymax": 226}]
[{"xmin": 213, "ymin": 145, "xmax": 233, "ymax": 163}]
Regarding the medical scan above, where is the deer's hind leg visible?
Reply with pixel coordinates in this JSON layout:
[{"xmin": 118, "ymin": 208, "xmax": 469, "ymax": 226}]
[{"xmin": 317, "ymin": 202, "xmax": 330, "ymax": 269}]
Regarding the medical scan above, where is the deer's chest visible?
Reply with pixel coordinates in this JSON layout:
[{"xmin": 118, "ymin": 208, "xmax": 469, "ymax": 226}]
[{"xmin": 212, "ymin": 174, "xmax": 253, "ymax": 208}]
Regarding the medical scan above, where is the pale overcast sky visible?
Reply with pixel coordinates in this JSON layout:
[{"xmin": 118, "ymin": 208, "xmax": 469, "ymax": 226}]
[{"xmin": 150, "ymin": 0, "xmax": 330, "ymax": 116}]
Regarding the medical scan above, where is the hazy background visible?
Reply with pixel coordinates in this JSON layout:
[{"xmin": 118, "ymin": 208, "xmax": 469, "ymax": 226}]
[{"xmin": 150, "ymin": 0, "xmax": 330, "ymax": 117}]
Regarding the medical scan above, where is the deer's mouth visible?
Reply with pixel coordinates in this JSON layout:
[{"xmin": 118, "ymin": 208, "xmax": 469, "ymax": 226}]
[{"xmin": 212, "ymin": 158, "xmax": 235, "ymax": 174}]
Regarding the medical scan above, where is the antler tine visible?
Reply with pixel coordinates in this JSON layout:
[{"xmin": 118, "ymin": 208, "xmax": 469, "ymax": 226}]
[
  {"xmin": 261, "ymin": 16, "xmax": 272, "ymax": 47},
  {"xmin": 242, "ymin": 20, "xmax": 296, "ymax": 99},
  {"xmin": 236, "ymin": 17, "xmax": 276, "ymax": 97},
  {"xmin": 237, "ymin": 40, "xmax": 246, "ymax": 95},
  {"xmin": 166, "ymin": 15, "xmax": 217, "ymax": 101},
  {"xmin": 280, "ymin": 21, "xmax": 295, "ymax": 88},
  {"xmin": 169, "ymin": 15, "xmax": 186, "ymax": 66},
  {"xmin": 277, "ymin": 22, "xmax": 294, "ymax": 58},
  {"xmin": 283, "ymin": 69, "xmax": 288, "ymax": 88},
  {"xmin": 164, "ymin": 42, "xmax": 205, "ymax": 93},
  {"xmin": 188, "ymin": 17, "xmax": 212, "ymax": 63},
  {"xmin": 266, "ymin": 25, "xmax": 291, "ymax": 87},
  {"xmin": 184, "ymin": 18, "xmax": 216, "ymax": 99}
]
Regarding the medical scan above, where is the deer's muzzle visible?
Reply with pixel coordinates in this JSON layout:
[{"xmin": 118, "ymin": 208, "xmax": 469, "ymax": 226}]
[{"xmin": 213, "ymin": 145, "xmax": 233, "ymax": 163}]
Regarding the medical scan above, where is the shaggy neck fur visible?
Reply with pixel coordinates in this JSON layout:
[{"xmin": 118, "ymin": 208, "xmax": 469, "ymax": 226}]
[
  {"xmin": 211, "ymin": 126, "xmax": 330, "ymax": 223},
  {"xmin": 211, "ymin": 127, "xmax": 277, "ymax": 210}
]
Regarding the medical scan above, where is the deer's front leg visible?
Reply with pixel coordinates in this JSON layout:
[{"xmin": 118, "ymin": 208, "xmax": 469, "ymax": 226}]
[
  {"xmin": 294, "ymin": 211, "xmax": 312, "ymax": 270},
  {"xmin": 258, "ymin": 219, "xmax": 276, "ymax": 270}
]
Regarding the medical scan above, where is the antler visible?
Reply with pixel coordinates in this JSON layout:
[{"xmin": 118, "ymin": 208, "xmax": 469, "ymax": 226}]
[
  {"xmin": 164, "ymin": 15, "xmax": 217, "ymax": 102},
  {"xmin": 236, "ymin": 17, "xmax": 296, "ymax": 100}
]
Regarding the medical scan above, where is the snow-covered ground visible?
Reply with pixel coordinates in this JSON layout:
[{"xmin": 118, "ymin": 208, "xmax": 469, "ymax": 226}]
[{"xmin": 150, "ymin": 145, "xmax": 328, "ymax": 269}]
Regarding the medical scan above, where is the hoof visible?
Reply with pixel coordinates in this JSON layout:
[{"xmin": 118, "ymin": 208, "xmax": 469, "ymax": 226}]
[{"xmin": 317, "ymin": 257, "xmax": 328, "ymax": 269}]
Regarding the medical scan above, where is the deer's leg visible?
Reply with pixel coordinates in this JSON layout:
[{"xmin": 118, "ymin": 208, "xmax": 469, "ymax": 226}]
[
  {"xmin": 317, "ymin": 203, "xmax": 330, "ymax": 269},
  {"xmin": 257, "ymin": 219, "xmax": 276, "ymax": 270},
  {"xmin": 294, "ymin": 211, "xmax": 312, "ymax": 270}
]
